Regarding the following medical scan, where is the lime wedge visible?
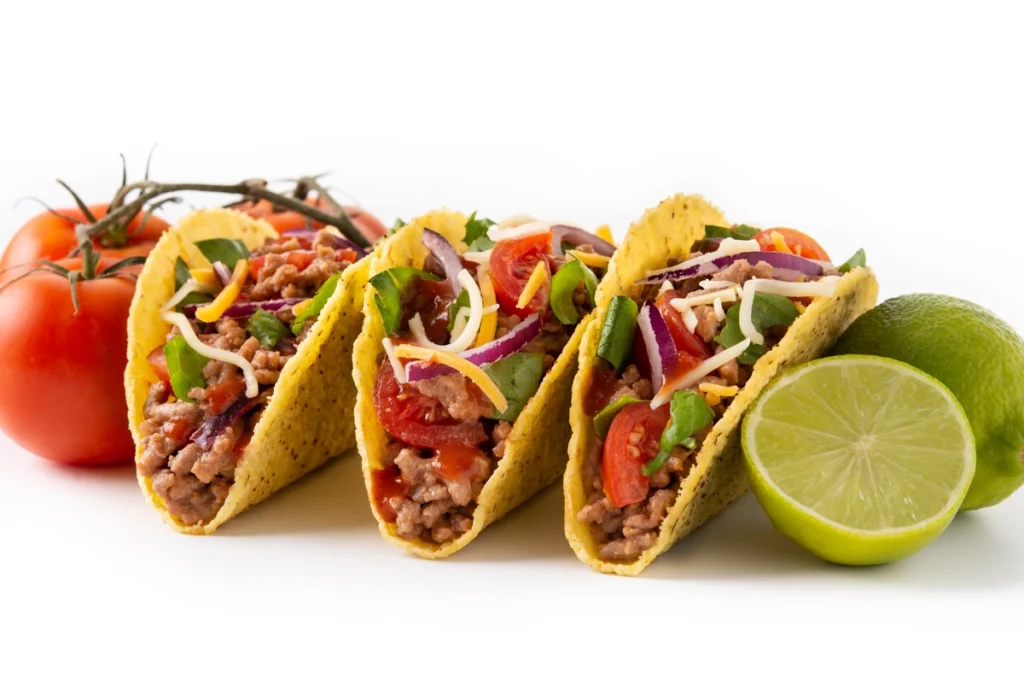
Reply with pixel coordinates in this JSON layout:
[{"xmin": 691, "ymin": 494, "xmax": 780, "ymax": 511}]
[{"xmin": 742, "ymin": 355, "xmax": 976, "ymax": 565}]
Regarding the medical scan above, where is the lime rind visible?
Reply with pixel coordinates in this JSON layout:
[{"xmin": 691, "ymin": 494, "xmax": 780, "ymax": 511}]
[{"xmin": 742, "ymin": 355, "xmax": 976, "ymax": 565}]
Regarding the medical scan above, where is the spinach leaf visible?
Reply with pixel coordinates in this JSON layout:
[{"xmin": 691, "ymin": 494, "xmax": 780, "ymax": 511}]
[
  {"xmin": 483, "ymin": 352, "xmax": 545, "ymax": 423},
  {"xmin": 715, "ymin": 292, "xmax": 799, "ymax": 364},
  {"xmin": 838, "ymin": 248, "xmax": 866, "ymax": 273},
  {"xmin": 731, "ymin": 224, "xmax": 761, "ymax": 240},
  {"xmin": 704, "ymin": 225, "xmax": 733, "ymax": 239},
  {"xmin": 597, "ymin": 296, "xmax": 638, "ymax": 370},
  {"xmin": 291, "ymin": 273, "xmax": 340, "ymax": 335},
  {"xmin": 368, "ymin": 267, "xmax": 441, "ymax": 335},
  {"xmin": 164, "ymin": 335, "xmax": 208, "ymax": 401},
  {"xmin": 641, "ymin": 391, "xmax": 714, "ymax": 475},
  {"xmin": 194, "ymin": 238, "xmax": 250, "ymax": 270},
  {"xmin": 247, "ymin": 309, "xmax": 287, "ymax": 348}
]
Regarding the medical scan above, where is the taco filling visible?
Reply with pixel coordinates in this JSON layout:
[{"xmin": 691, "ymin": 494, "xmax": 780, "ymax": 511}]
[
  {"xmin": 137, "ymin": 226, "xmax": 366, "ymax": 525},
  {"xmin": 369, "ymin": 215, "xmax": 615, "ymax": 544},
  {"xmin": 577, "ymin": 224, "xmax": 866, "ymax": 562}
]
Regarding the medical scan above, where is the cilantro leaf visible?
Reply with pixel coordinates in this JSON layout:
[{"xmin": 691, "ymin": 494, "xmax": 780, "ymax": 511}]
[
  {"xmin": 463, "ymin": 211, "xmax": 496, "ymax": 246},
  {"xmin": 714, "ymin": 292, "xmax": 799, "ymax": 364},
  {"xmin": 368, "ymin": 267, "xmax": 441, "ymax": 335},
  {"xmin": 839, "ymin": 248, "xmax": 866, "ymax": 273},
  {"xmin": 483, "ymin": 352, "xmax": 545, "ymax": 422}
]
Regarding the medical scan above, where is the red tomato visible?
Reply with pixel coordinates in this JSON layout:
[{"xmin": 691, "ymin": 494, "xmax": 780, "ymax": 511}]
[
  {"xmin": 238, "ymin": 196, "xmax": 387, "ymax": 244},
  {"xmin": 206, "ymin": 374, "xmax": 246, "ymax": 415},
  {"xmin": 583, "ymin": 367, "xmax": 623, "ymax": 416},
  {"xmin": 249, "ymin": 250, "xmax": 319, "ymax": 278},
  {"xmin": 432, "ymin": 443, "xmax": 486, "ymax": 483},
  {"xmin": 602, "ymin": 402, "xmax": 671, "ymax": 507},
  {"xmin": 0, "ymin": 204, "xmax": 169, "ymax": 274},
  {"xmin": 147, "ymin": 348, "xmax": 170, "ymax": 384},
  {"xmin": 161, "ymin": 419, "xmax": 193, "ymax": 442},
  {"xmin": 656, "ymin": 290, "xmax": 713, "ymax": 362},
  {"xmin": 755, "ymin": 228, "xmax": 830, "ymax": 262},
  {"xmin": 488, "ymin": 232, "xmax": 552, "ymax": 315},
  {"xmin": 0, "ymin": 257, "xmax": 136, "ymax": 466},
  {"xmin": 373, "ymin": 363, "xmax": 487, "ymax": 448}
]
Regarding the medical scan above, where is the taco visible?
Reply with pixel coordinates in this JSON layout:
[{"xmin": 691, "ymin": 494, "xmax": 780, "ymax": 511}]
[
  {"xmin": 353, "ymin": 209, "xmax": 616, "ymax": 557},
  {"xmin": 125, "ymin": 208, "xmax": 370, "ymax": 533},
  {"xmin": 564, "ymin": 194, "xmax": 879, "ymax": 575}
]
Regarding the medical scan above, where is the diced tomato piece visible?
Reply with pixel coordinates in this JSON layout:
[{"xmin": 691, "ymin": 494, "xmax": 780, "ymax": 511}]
[
  {"xmin": 147, "ymin": 347, "xmax": 170, "ymax": 384},
  {"xmin": 249, "ymin": 250, "xmax": 319, "ymax": 279},
  {"xmin": 206, "ymin": 374, "xmax": 246, "ymax": 415},
  {"xmin": 602, "ymin": 402, "xmax": 671, "ymax": 507},
  {"xmin": 755, "ymin": 228, "xmax": 830, "ymax": 261},
  {"xmin": 432, "ymin": 443, "xmax": 486, "ymax": 484},
  {"xmin": 161, "ymin": 418, "xmax": 193, "ymax": 442},
  {"xmin": 489, "ymin": 232, "xmax": 553, "ymax": 315},
  {"xmin": 373, "ymin": 363, "xmax": 487, "ymax": 449}
]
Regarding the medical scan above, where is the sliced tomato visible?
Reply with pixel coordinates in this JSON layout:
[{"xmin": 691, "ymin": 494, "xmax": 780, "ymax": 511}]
[
  {"xmin": 432, "ymin": 443, "xmax": 487, "ymax": 484},
  {"xmin": 161, "ymin": 418, "xmax": 194, "ymax": 442},
  {"xmin": 249, "ymin": 250, "xmax": 319, "ymax": 278},
  {"xmin": 755, "ymin": 228, "xmax": 830, "ymax": 262},
  {"xmin": 147, "ymin": 347, "xmax": 171, "ymax": 384},
  {"xmin": 602, "ymin": 402, "xmax": 671, "ymax": 507},
  {"xmin": 489, "ymin": 232, "xmax": 552, "ymax": 315},
  {"xmin": 656, "ymin": 290, "xmax": 712, "ymax": 361},
  {"xmin": 373, "ymin": 363, "xmax": 487, "ymax": 449},
  {"xmin": 206, "ymin": 374, "xmax": 246, "ymax": 415}
]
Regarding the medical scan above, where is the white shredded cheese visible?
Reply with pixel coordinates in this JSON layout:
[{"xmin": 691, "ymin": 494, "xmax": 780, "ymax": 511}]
[
  {"xmin": 449, "ymin": 307, "xmax": 472, "ymax": 340},
  {"xmin": 382, "ymin": 338, "xmax": 407, "ymax": 384},
  {"xmin": 714, "ymin": 297, "xmax": 726, "ymax": 322},
  {"xmin": 746, "ymin": 276, "xmax": 840, "ymax": 300},
  {"xmin": 461, "ymin": 250, "xmax": 492, "ymax": 264},
  {"xmin": 671, "ymin": 287, "xmax": 739, "ymax": 308},
  {"xmin": 161, "ymin": 311, "xmax": 258, "ymax": 399},
  {"xmin": 670, "ymin": 297, "xmax": 700, "ymax": 333},
  {"xmin": 163, "ymin": 279, "xmax": 202, "ymax": 312},
  {"xmin": 651, "ymin": 339, "xmax": 753, "ymax": 409},
  {"xmin": 644, "ymin": 238, "xmax": 760, "ymax": 279},
  {"xmin": 487, "ymin": 220, "xmax": 556, "ymax": 242},
  {"xmin": 698, "ymin": 279, "xmax": 737, "ymax": 291},
  {"xmin": 409, "ymin": 270, "xmax": 484, "ymax": 353},
  {"xmin": 496, "ymin": 214, "xmax": 537, "ymax": 230},
  {"xmin": 739, "ymin": 279, "xmax": 763, "ymax": 345},
  {"xmin": 657, "ymin": 280, "xmax": 674, "ymax": 296}
]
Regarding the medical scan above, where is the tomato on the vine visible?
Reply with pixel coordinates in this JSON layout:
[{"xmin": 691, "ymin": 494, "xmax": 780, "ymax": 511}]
[
  {"xmin": 0, "ymin": 257, "xmax": 137, "ymax": 466},
  {"xmin": 0, "ymin": 204, "xmax": 169, "ymax": 274}
]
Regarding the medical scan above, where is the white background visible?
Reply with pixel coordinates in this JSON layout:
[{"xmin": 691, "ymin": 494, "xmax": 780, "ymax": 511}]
[{"xmin": 1, "ymin": 1, "xmax": 1022, "ymax": 680}]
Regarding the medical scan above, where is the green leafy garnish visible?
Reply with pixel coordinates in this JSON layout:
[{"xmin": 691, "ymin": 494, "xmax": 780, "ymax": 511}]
[
  {"xmin": 163, "ymin": 335, "xmax": 208, "ymax": 402},
  {"xmin": 732, "ymin": 224, "xmax": 761, "ymax": 240},
  {"xmin": 838, "ymin": 248, "xmax": 866, "ymax": 274},
  {"xmin": 291, "ymin": 273, "xmax": 340, "ymax": 335},
  {"xmin": 467, "ymin": 235, "xmax": 496, "ymax": 252},
  {"xmin": 597, "ymin": 296, "xmax": 639, "ymax": 370},
  {"xmin": 247, "ymin": 309, "xmax": 287, "ymax": 348},
  {"xmin": 173, "ymin": 257, "xmax": 213, "ymax": 311},
  {"xmin": 463, "ymin": 211, "xmax": 496, "ymax": 246},
  {"xmin": 715, "ymin": 292, "xmax": 799, "ymax": 364},
  {"xmin": 704, "ymin": 225, "xmax": 734, "ymax": 239},
  {"xmin": 483, "ymin": 352, "xmax": 545, "ymax": 422},
  {"xmin": 368, "ymin": 267, "xmax": 441, "ymax": 335},
  {"xmin": 447, "ymin": 290, "xmax": 471, "ymax": 332},
  {"xmin": 387, "ymin": 218, "xmax": 406, "ymax": 236},
  {"xmin": 642, "ymin": 391, "xmax": 714, "ymax": 476},
  {"xmin": 549, "ymin": 257, "xmax": 598, "ymax": 325},
  {"xmin": 194, "ymin": 238, "xmax": 250, "ymax": 269},
  {"xmin": 592, "ymin": 395, "xmax": 646, "ymax": 439}
]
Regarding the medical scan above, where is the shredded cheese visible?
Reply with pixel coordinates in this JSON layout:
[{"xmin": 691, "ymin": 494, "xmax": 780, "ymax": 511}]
[
  {"xmin": 449, "ymin": 307, "xmax": 472, "ymax": 341},
  {"xmin": 739, "ymin": 279, "xmax": 763, "ymax": 345},
  {"xmin": 487, "ymin": 221, "xmax": 555, "ymax": 242},
  {"xmin": 794, "ymin": 301, "xmax": 807, "ymax": 314},
  {"xmin": 461, "ymin": 250, "xmax": 492, "ymax": 264},
  {"xmin": 651, "ymin": 339, "xmax": 752, "ymax": 409},
  {"xmin": 670, "ymin": 287, "xmax": 739, "ymax": 309},
  {"xmin": 699, "ymin": 383, "xmax": 739, "ymax": 398},
  {"xmin": 770, "ymin": 231, "xmax": 793, "ymax": 254},
  {"xmin": 658, "ymin": 280, "xmax": 674, "ymax": 296},
  {"xmin": 161, "ymin": 311, "xmax": 258, "ymax": 398},
  {"xmin": 382, "ymin": 338, "xmax": 407, "ymax": 384},
  {"xmin": 699, "ymin": 279, "xmax": 737, "ymax": 291},
  {"xmin": 713, "ymin": 297, "xmax": 726, "ymax": 322},
  {"xmin": 409, "ymin": 270, "xmax": 484, "ymax": 354},
  {"xmin": 595, "ymin": 224, "xmax": 615, "ymax": 245},
  {"xmin": 189, "ymin": 268, "xmax": 219, "ymax": 290},
  {"xmin": 568, "ymin": 250, "xmax": 611, "ymax": 269},
  {"xmin": 644, "ymin": 238, "xmax": 760, "ymax": 280},
  {"xmin": 163, "ymin": 279, "xmax": 202, "ymax": 312},
  {"xmin": 196, "ymin": 259, "xmax": 249, "ymax": 323},
  {"xmin": 744, "ymin": 276, "xmax": 839, "ymax": 300},
  {"xmin": 393, "ymin": 344, "xmax": 508, "ymax": 413},
  {"xmin": 516, "ymin": 260, "xmax": 549, "ymax": 310},
  {"xmin": 474, "ymin": 264, "xmax": 498, "ymax": 348}
]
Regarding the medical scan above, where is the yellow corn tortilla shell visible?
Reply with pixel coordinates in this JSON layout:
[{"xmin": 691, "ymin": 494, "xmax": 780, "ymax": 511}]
[
  {"xmin": 563, "ymin": 193, "xmax": 880, "ymax": 575},
  {"xmin": 125, "ymin": 208, "xmax": 370, "ymax": 534},
  {"xmin": 353, "ymin": 209, "xmax": 589, "ymax": 558}
]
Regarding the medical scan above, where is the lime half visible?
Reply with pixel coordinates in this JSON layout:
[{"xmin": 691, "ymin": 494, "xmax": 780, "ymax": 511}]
[{"xmin": 742, "ymin": 355, "xmax": 975, "ymax": 565}]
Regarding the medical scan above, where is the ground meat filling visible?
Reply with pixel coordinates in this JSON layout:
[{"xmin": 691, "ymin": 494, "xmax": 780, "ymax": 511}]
[
  {"xmin": 138, "ymin": 229, "xmax": 349, "ymax": 525},
  {"xmin": 578, "ymin": 245, "xmax": 827, "ymax": 562}
]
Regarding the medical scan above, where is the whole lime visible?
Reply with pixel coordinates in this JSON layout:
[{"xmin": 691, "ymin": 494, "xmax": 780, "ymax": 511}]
[{"xmin": 831, "ymin": 294, "xmax": 1024, "ymax": 510}]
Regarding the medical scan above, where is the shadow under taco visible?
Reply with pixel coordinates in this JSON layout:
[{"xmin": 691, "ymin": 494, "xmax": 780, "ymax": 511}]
[
  {"xmin": 125, "ymin": 208, "xmax": 371, "ymax": 533},
  {"xmin": 353, "ymin": 209, "xmax": 617, "ymax": 557},
  {"xmin": 564, "ymin": 193, "xmax": 879, "ymax": 575}
]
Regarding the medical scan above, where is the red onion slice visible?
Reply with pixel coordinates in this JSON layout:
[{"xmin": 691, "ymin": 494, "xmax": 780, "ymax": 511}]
[
  {"xmin": 404, "ymin": 313, "xmax": 542, "ymax": 383},
  {"xmin": 637, "ymin": 301, "xmax": 676, "ymax": 393},
  {"xmin": 190, "ymin": 396, "xmax": 260, "ymax": 450},
  {"xmin": 550, "ymin": 225, "xmax": 616, "ymax": 257},
  {"xmin": 213, "ymin": 261, "xmax": 233, "ymax": 286},
  {"xmin": 422, "ymin": 228, "xmax": 466, "ymax": 296},
  {"xmin": 183, "ymin": 297, "xmax": 304, "ymax": 320},
  {"xmin": 637, "ymin": 251, "xmax": 827, "ymax": 284}
]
